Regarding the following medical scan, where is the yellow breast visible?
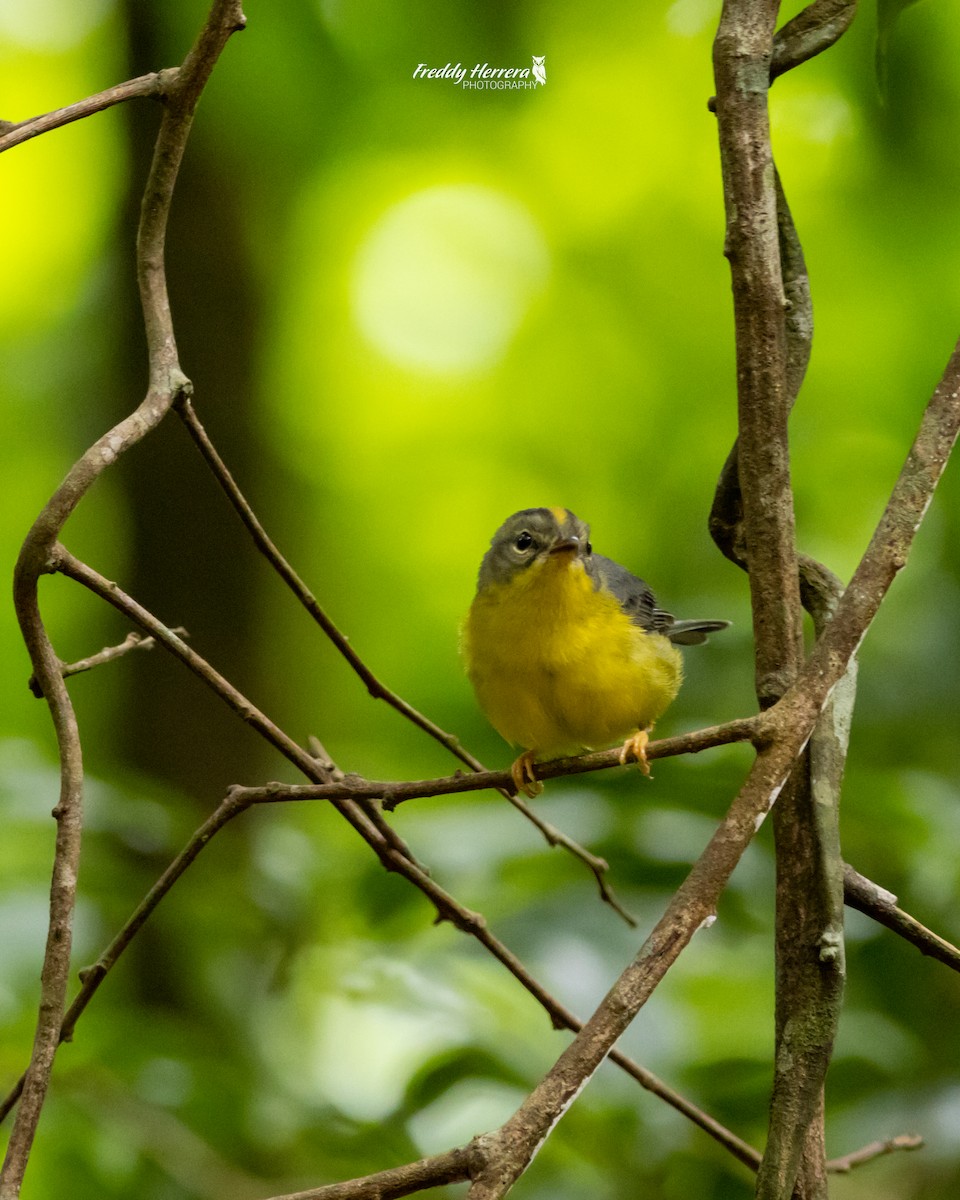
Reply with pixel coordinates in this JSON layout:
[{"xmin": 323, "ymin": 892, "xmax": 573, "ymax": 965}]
[{"xmin": 462, "ymin": 556, "xmax": 682, "ymax": 758}]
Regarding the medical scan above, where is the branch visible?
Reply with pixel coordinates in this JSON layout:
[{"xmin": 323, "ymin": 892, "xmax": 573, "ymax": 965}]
[
  {"xmin": 753, "ymin": 332, "xmax": 960, "ymax": 1197},
  {"xmin": 825, "ymin": 1133, "xmax": 923, "ymax": 1174},
  {"xmin": 494, "ymin": 789, "xmax": 638, "ymax": 925},
  {"xmin": 228, "ymin": 717, "xmax": 761, "ymax": 808},
  {"xmin": 51, "ymin": 546, "xmax": 427, "ymax": 870},
  {"xmin": 705, "ymin": 0, "xmax": 859, "ymax": 109},
  {"xmin": 176, "ymin": 397, "xmax": 460, "ymax": 744},
  {"xmin": 761, "ymin": 584, "xmax": 852, "ymax": 1198},
  {"xmin": 752, "ymin": 334, "xmax": 960, "ymax": 1200},
  {"xmin": 843, "ymin": 866, "xmax": 960, "ymax": 972},
  {"xmin": 1, "ymin": 7, "xmax": 245, "ymax": 1197},
  {"xmin": 714, "ymin": 8, "xmax": 829, "ymax": 1186},
  {"xmin": 0, "ymin": 71, "xmax": 176, "ymax": 153},
  {"xmin": 27, "ymin": 629, "xmax": 187, "ymax": 698},
  {"xmin": 714, "ymin": 0, "xmax": 804, "ymax": 709},
  {"xmin": 260, "ymin": 1125, "xmax": 922, "ymax": 1198},
  {"xmin": 465, "ymin": 740, "xmax": 814, "ymax": 1196},
  {"xmin": 261, "ymin": 1144, "xmax": 480, "ymax": 1200}
]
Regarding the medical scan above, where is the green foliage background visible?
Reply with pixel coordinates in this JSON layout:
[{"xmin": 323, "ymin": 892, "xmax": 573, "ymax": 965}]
[{"xmin": 2, "ymin": 2, "xmax": 959, "ymax": 1197}]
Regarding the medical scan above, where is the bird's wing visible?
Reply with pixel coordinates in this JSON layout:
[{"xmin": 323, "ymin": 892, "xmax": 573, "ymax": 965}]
[
  {"xmin": 589, "ymin": 554, "xmax": 731, "ymax": 643},
  {"xmin": 588, "ymin": 554, "xmax": 671, "ymax": 633}
]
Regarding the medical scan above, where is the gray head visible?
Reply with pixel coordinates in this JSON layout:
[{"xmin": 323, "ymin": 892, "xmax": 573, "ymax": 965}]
[{"xmin": 476, "ymin": 507, "xmax": 591, "ymax": 591}]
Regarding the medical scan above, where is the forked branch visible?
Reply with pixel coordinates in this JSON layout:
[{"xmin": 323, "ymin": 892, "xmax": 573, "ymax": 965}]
[{"xmin": 1, "ymin": 4, "xmax": 245, "ymax": 1196}]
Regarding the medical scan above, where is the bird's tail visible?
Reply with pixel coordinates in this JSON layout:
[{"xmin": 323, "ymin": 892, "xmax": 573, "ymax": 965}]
[{"xmin": 666, "ymin": 619, "xmax": 731, "ymax": 646}]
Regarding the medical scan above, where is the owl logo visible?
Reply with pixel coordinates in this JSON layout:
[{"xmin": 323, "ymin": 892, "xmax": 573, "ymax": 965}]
[{"xmin": 532, "ymin": 55, "xmax": 546, "ymax": 86}]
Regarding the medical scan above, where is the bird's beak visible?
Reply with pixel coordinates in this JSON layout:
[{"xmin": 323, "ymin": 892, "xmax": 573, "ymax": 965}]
[{"xmin": 548, "ymin": 536, "xmax": 581, "ymax": 557}]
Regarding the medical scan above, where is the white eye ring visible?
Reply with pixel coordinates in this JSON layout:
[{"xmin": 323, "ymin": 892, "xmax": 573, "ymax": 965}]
[{"xmin": 514, "ymin": 531, "xmax": 534, "ymax": 552}]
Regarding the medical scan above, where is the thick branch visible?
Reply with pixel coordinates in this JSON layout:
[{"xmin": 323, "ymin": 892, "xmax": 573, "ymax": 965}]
[
  {"xmin": 714, "ymin": 0, "xmax": 804, "ymax": 708},
  {"xmin": 714, "ymin": 10, "xmax": 828, "ymax": 1185},
  {"xmin": 754, "ymin": 335, "xmax": 960, "ymax": 1193},
  {"xmin": 762, "ymin": 554, "xmax": 852, "ymax": 1199},
  {"xmin": 466, "ymin": 742, "xmax": 809, "ymax": 1197}
]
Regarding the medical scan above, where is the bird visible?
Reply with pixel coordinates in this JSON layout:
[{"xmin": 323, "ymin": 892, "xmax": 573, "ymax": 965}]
[
  {"xmin": 532, "ymin": 55, "xmax": 546, "ymax": 86},
  {"xmin": 462, "ymin": 507, "xmax": 729, "ymax": 797}
]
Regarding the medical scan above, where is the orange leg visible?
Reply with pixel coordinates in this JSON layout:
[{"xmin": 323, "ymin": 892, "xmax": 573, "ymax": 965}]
[
  {"xmin": 619, "ymin": 727, "xmax": 652, "ymax": 776},
  {"xmin": 510, "ymin": 750, "xmax": 543, "ymax": 797}
]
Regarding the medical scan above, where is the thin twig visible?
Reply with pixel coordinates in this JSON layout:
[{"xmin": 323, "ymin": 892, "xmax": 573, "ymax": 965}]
[
  {"xmin": 260, "ymin": 1143, "xmax": 480, "ymax": 1200},
  {"xmin": 176, "ymin": 397, "xmax": 463, "ymax": 741},
  {"xmin": 27, "ymin": 629, "xmax": 187, "ymax": 697},
  {"xmin": 175, "ymin": 397, "xmax": 639, "ymax": 925},
  {"xmin": 825, "ymin": 1133, "xmax": 923, "ymax": 1174},
  {"xmin": 843, "ymin": 866, "xmax": 960, "ymax": 972},
  {"xmin": 494, "ymin": 789, "xmax": 638, "ymax": 925},
  {"xmin": 0, "ymin": 71, "xmax": 177, "ymax": 153},
  {"xmin": 228, "ymin": 719, "xmax": 761, "ymax": 809}
]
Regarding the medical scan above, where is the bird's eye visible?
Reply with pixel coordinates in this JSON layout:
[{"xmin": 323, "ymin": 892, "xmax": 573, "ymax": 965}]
[
  {"xmin": 514, "ymin": 531, "xmax": 534, "ymax": 552},
  {"xmin": 585, "ymin": 541, "xmax": 593, "ymax": 555}
]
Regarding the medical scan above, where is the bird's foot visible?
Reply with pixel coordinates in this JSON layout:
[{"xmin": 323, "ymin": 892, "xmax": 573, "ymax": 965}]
[
  {"xmin": 619, "ymin": 728, "xmax": 652, "ymax": 777},
  {"xmin": 510, "ymin": 750, "xmax": 542, "ymax": 798}
]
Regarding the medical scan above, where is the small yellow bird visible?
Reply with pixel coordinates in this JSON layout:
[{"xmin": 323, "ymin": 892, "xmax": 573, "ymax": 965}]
[{"xmin": 462, "ymin": 507, "xmax": 729, "ymax": 796}]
